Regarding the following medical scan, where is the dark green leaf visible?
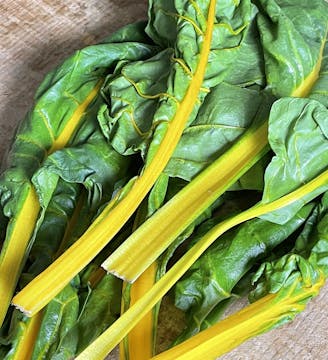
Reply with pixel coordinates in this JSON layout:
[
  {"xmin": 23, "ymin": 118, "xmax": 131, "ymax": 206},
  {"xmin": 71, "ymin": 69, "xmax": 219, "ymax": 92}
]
[{"xmin": 173, "ymin": 203, "xmax": 313, "ymax": 342}]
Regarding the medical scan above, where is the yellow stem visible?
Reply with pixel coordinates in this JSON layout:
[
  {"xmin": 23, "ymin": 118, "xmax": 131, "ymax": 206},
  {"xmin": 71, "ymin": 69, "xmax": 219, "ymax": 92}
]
[
  {"xmin": 102, "ymin": 121, "xmax": 269, "ymax": 282},
  {"xmin": 126, "ymin": 263, "xmax": 157, "ymax": 360},
  {"xmin": 74, "ymin": 168, "xmax": 328, "ymax": 359},
  {"xmin": 12, "ymin": 0, "xmax": 217, "ymax": 318},
  {"xmin": 0, "ymin": 187, "xmax": 40, "ymax": 326},
  {"xmin": 11, "ymin": 312, "xmax": 43, "ymax": 360},
  {"xmin": 0, "ymin": 80, "xmax": 102, "ymax": 327},
  {"xmin": 48, "ymin": 80, "xmax": 103, "ymax": 154},
  {"xmin": 150, "ymin": 274, "xmax": 325, "ymax": 360}
]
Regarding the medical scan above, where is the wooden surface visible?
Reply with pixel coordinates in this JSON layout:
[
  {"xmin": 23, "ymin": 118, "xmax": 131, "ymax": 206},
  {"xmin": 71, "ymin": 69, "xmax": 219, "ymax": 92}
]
[{"xmin": 0, "ymin": 1, "xmax": 327, "ymax": 359}]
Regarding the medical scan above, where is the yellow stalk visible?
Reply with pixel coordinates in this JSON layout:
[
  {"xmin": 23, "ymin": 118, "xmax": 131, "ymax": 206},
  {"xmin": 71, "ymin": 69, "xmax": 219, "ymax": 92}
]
[
  {"xmin": 121, "ymin": 263, "xmax": 157, "ymax": 360},
  {"xmin": 0, "ymin": 80, "xmax": 102, "ymax": 326},
  {"xmin": 0, "ymin": 187, "xmax": 40, "ymax": 326},
  {"xmin": 102, "ymin": 27, "xmax": 328, "ymax": 282},
  {"xmin": 103, "ymin": 122, "xmax": 269, "ymax": 282},
  {"xmin": 11, "ymin": 312, "xmax": 43, "ymax": 360},
  {"xmin": 150, "ymin": 273, "xmax": 325, "ymax": 360},
  {"xmin": 75, "ymin": 169, "xmax": 328, "ymax": 359},
  {"xmin": 12, "ymin": 0, "xmax": 217, "ymax": 317}
]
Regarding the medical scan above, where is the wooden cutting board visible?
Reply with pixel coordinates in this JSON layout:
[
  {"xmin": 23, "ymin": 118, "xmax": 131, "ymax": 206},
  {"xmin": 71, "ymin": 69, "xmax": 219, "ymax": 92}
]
[{"xmin": 1, "ymin": 1, "xmax": 327, "ymax": 359}]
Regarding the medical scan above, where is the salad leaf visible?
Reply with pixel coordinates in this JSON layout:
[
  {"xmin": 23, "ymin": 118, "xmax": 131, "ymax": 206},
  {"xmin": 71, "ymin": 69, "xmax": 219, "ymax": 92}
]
[
  {"xmin": 256, "ymin": 0, "xmax": 328, "ymax": 97},
  {"xmin": 0, "ymin": 22, "xmax": 156, "ymax": 326},
  {"xmin": 261, "ymin": 97, "xmax": 328, "ymax": 224},
  {"xmin": 14, "ymin": 0, "xmax": 254, "ymax": 317},
  {"xmin": 173, "ymin": 203, "xmax": 313, "ymax": 342},
  {"xmin": 164, "ymin": 82, "xmax": 265, "ymax": 181}
]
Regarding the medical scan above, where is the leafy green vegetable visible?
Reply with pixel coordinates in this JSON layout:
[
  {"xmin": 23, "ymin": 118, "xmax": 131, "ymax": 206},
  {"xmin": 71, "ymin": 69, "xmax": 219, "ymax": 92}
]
[
  {"xmin": 164, "ymin": 82, "xmax": 265, "ymax": 181},
  {"xmin": 173, "ymin": 203, "xmax": 314, "ymax": 342},
  {"xmin": 13, "ymin": 0, "xmax": 257, "ymax": 318},
  {"xmin": 260, "ymin": 97, "xmax": 328, "ymax": 224},
  {"xmin": 256, "ymin": 0, "xmax": 328, "ymax": 97},
  {"xmin": 1, "ymin": 1, "xmax": 328, "ymax": 359},
  {"xmin": 0, "ymin": 21, "xmax": 156, "ymax": 327}
]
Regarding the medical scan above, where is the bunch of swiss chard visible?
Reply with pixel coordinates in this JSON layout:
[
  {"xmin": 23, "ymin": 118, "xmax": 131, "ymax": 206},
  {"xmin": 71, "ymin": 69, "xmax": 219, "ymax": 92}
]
[{"xmin": 0, "ymin": 0, "xmax": 327, "ymax": 359}]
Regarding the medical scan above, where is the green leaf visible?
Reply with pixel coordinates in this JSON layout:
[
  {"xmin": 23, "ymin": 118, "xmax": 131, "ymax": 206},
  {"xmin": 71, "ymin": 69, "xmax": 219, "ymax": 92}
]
[
  {"xmin": 261, "ymin": 97, "xmax": 328, "ymax": 224},
  {"xmin": 173, "ymin": 203, "xmax": 313, "ymax": 342},
  {"xmin": 164, "ymin": 83, "xmax": 265, "ymax": 181},
  {"xmin": 256, "ymin": 0, "xmax": 328, "ymax": 97},
  {"xmin": 31, "ymin": 284, "xmax": 79, "ymax": 360},
  {"xmin": 49, "ymin": 274, "xmax": 121, "ymax": 359},
  {"xmin": 223, "ymin": 5, "xmax": 265, "ymax": 87},
  {"xmin": 98, "ymin": 49, "xmax": 173, "ymax": 157}
]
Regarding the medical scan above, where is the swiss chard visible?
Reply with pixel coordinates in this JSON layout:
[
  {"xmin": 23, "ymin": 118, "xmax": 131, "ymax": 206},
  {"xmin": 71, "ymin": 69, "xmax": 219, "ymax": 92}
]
[
  {"xmin": 13, "ymin": 0, "xmax": 255, "ymax": 316},
  {"xmin": 0, "ymin": 22, "xmax": 156, "ymax": 327},
  {"xmin": 1, "ymin": 1, "xmax": 328, "ymax": 359}
]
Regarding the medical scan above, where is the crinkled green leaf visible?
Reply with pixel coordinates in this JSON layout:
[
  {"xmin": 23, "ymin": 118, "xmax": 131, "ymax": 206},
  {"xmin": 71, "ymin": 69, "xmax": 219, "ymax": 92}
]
[
  {"xmin": 261, "ymin": 97, "xmax": 328, "ymax": 224},
  {"xmin": 98, "ymin": 49, "xmax": 173, "ymax": 156},
  {"xmin": 309, "ymin": 37, "xmax": 328, "ymax": 108},
  {"xmin": 256, "ymin": 0, "xmax": 328, "ymax": 97},
  {"xmin": 164, "ymin": 83, "xmax": 264, "ymax": 181},
  {"xmin": 147, "ymin": 0, "xmax": 254, "ymax": 88},
  {"xmin": 223, "ymin": 5, "xmax": 265, "ymax": 87},
  {"xmin": 173, "ymin": 203, "xmax": 313, "ymax": 342},
  {"xmin": 32, "ymin": 116, "xmax": 131, "ymax": 211}
]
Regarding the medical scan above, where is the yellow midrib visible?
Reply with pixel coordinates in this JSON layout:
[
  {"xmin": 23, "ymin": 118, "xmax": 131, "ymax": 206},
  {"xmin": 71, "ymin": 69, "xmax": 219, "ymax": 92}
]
[
  {"xmin": 150, "ymin": 273, "xmax": 325, "ymax": 360},
  {"xmin": 127, "ymin": 263, "xmax": 157, "ymax": 360},
  {"xmin": 292, "ymin": 28, "xmax": 327, "ymax": 97},
  {"xmin": 48, "ymin": 79, "xmax": 103, "ymax": 153},
  {"xmin": 0, "ymin": 186, "xmax": 40, "ymax": 326},
  {"xmin": 12, "ymin": 313, "xmax": 43, "ymax": 360},
  {"xmin": 12, "ymin": 0, "xmax": 217, "ymax": 318},
  {"xmin": 71, "ymin": 167, "xmax": 328, "ymax": 360},
  {"xmin": 102, "ymin": 122, "xmax": 269, "ymax": 281},
  {"xmin": 0, "ymin": 80, "xmax": 102, "ymax": 328}
]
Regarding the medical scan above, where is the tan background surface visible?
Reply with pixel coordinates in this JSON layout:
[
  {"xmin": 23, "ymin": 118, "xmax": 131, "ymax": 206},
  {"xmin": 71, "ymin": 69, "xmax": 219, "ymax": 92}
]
[{"xmin": 0, "ymin": 1, "xmax": 327, "ymax": 359}]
